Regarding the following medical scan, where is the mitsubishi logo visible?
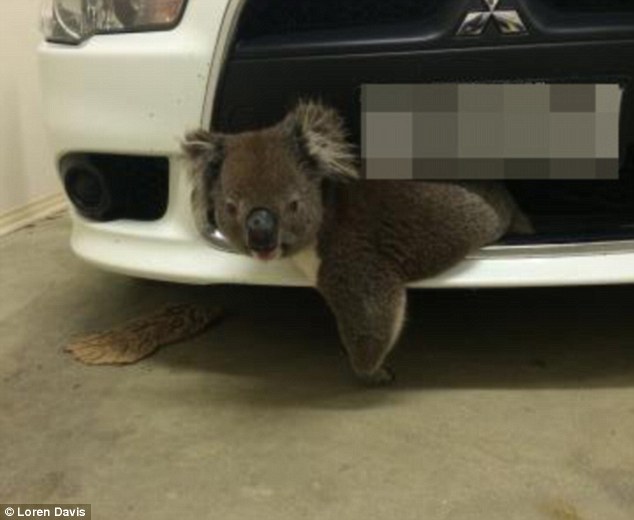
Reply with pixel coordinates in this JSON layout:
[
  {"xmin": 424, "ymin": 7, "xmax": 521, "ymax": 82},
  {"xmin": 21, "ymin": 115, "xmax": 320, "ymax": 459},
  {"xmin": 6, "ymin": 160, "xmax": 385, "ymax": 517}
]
[{"xmin": 456, "ymin": 0, "xmax": 528, "ymax": 36}]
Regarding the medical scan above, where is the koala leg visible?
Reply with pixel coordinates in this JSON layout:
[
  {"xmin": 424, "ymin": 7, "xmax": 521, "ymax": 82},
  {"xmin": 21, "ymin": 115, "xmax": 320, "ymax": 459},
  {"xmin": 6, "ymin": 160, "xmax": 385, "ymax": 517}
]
[{"xmin": 319, "ymin": 266, "xmax": 407, "ymax": 385}]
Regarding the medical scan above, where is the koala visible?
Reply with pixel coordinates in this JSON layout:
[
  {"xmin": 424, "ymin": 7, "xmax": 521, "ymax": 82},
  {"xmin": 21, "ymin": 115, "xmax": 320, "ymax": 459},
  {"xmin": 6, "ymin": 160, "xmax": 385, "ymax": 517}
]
[{"xmin": 183, "ymin": 100, "xmax": 531, "ymax": 385}]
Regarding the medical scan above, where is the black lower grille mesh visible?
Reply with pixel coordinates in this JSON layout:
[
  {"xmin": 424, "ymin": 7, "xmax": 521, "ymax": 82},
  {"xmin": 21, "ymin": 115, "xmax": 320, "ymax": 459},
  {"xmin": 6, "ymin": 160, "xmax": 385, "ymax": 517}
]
[
  {"xmin": 545, "ymin": 0, "xmax": 634, "ymax": 13},
  {"xmin": 236, "ymin": 0, "xmax": 441, "ymax": 40}
]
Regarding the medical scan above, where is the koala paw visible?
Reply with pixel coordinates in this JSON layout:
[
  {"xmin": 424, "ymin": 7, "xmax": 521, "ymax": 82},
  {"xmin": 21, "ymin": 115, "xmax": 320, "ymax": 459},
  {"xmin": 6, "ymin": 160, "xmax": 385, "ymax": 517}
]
[{"xmin": 356, "ymin": 366, "xmax": 396, "ymax": 387}]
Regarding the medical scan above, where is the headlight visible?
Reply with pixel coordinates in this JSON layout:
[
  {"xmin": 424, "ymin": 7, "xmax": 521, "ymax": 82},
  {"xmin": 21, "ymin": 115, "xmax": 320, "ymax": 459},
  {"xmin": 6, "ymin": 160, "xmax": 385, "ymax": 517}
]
[{"xmin": 41, "ymin": 0, "xmax": 188, "ymax": 44}]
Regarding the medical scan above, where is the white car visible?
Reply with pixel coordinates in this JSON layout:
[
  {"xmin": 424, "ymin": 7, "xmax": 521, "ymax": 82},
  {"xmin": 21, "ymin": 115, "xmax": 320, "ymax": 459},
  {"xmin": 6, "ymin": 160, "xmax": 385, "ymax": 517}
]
[{"xmin": 39, "ymin": 0, "xmax": 634, "ymax": 287}]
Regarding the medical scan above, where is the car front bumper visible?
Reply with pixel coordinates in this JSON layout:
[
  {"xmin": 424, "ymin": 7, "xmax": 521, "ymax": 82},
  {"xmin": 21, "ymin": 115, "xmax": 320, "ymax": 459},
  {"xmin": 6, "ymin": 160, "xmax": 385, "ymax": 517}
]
[
  {"xmin": 39, "ymin": 0, "xmax": 634, "ymax": 287},
  {"xmin": 70, "ymin": 174, "xmax": 634, "ymax": 287}
]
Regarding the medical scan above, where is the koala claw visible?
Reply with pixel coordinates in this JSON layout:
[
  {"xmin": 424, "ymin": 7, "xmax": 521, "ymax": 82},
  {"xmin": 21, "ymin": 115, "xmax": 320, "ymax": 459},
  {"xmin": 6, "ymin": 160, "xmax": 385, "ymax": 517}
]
[{"xmin": 356, "ymin": 366, "xmax": 396, "ymax": 387}]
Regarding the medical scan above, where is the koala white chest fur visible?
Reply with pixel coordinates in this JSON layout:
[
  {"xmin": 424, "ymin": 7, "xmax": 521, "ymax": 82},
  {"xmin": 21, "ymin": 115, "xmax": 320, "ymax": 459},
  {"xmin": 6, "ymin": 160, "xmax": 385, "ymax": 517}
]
[
  {"xmin": 183, "ymin": 100, "xmax": 531, "ymax": 385},
  {"xmin": 289, "ymin": 243, "xmax": 321, "ymax": 286}
]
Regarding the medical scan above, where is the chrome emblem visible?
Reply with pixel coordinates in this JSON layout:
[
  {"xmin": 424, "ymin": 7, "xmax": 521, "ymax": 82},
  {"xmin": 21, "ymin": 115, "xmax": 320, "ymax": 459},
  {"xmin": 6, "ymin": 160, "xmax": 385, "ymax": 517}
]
[{"xmin": 457, "ymin": 0, "xmax": 528, "ymax": 36}]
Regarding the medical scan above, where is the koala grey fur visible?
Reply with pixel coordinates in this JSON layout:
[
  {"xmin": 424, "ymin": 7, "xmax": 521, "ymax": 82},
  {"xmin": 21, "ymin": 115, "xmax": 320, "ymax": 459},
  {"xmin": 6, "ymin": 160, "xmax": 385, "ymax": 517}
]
[{"xmin": 183, "ymin": 100, "xmax": 531, "ymax": 385}]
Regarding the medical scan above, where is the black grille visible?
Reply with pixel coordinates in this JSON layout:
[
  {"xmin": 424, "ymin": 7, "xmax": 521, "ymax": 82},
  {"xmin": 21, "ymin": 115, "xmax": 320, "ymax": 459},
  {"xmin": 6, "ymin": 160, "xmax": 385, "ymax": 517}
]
[
  {"xmin": 544, "ymin": 0, "xmax": 634, "ymax": 13},
  {"xmin": 236, "ymin": 0, "xmax": 441, "ymax": 40}
]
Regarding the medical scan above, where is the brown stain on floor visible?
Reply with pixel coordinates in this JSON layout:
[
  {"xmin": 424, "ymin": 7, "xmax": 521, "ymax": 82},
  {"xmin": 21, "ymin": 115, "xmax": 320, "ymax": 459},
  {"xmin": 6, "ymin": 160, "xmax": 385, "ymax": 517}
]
[{"xmin": 542, "ymin": 499, "xmax": 584, "ymax": 520}]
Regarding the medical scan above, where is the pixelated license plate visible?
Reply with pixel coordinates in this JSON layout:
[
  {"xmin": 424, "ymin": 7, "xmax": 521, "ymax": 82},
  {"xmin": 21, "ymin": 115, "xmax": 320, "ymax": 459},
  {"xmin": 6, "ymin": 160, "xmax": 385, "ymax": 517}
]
[{"xmin": 361, "ymin": 83, "xmax": 622, "ymax": 180}]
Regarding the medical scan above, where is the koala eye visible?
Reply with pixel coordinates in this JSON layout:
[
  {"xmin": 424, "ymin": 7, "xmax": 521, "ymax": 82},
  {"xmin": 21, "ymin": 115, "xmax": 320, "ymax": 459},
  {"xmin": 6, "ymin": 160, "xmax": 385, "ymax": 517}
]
[
  {"xmin": 225, "ymin": 201, "xmax": 238, "ymax": 217},
  {"xmin": 288, "ymin": 199, "xmax": 300, "ymax": 213}
]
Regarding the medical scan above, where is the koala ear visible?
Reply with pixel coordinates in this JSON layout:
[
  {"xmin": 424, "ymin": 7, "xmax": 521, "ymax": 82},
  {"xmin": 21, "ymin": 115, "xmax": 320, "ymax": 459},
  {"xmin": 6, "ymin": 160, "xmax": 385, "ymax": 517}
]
[
  {"xmin": 283, "ymin": 100, "xmax": 358, "ymax": 181},
  {"xmin": 181, "ymin": 129, "xmax": 225, "ymax": 180},
  {"xmin": 182, "ymin": 130, "xmax": 225, "ymax": 238}
]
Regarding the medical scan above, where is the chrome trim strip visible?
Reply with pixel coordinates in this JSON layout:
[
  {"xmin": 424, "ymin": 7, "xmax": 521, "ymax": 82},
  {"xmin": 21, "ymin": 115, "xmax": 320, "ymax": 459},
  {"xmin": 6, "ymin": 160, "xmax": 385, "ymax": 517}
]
[
  {"xmin": 200, "ymin": 0, "xmax": 249, "ymax": 129},
  {"xmin": 203, "ymin": 227, "xmax": 239, "ymax": 253},
  {"xmin": 473, "ymin": 239, "xmax": 634, "ymax": 259},
  {"xmin": 205, "ymin": 224, "xmax": 634, "ymax": 259},
  {"xmin": 198, "ymin": 0, "xmax": 248, "ymax": 253}
]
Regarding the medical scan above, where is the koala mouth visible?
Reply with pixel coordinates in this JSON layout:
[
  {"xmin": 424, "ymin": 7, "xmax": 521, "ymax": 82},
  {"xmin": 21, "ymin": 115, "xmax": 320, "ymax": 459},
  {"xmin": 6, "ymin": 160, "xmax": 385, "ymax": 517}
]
[
  {"xmin": 251, "ymin": 246, "xmax": 281, "ymax": 261},
  {"xmin": 249, "ymin": 242, "xmax": 294, "ymax": 261}
]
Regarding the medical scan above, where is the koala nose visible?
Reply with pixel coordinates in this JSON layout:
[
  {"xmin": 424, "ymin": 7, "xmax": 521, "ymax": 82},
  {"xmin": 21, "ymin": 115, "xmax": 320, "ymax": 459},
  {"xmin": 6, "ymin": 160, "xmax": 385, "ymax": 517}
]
[{"xmin": 246, "ymin": 208, "xmax": 278, "ymax": 252}]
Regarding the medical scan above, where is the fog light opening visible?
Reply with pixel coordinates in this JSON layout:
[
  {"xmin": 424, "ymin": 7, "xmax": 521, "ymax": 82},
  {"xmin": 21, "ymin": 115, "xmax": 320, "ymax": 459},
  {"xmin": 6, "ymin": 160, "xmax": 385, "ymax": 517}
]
[{"xmin": 63, "ymin": 162, "xmax": 114, "ymax": 220}]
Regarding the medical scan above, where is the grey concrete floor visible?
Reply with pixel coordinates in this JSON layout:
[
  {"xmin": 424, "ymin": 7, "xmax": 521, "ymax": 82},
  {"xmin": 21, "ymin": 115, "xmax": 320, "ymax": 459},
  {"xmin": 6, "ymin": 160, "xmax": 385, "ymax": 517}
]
[{"xmin": 2, "ymin": 213, "xmax": 634, "ymax": 520}]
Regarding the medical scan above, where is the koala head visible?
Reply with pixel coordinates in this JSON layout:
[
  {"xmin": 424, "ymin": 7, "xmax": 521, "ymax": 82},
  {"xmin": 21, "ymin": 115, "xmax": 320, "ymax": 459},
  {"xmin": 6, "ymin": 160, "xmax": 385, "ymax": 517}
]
[{"xmin": 182, "ymin": 101, "xmax": 357, "ymax": 260}]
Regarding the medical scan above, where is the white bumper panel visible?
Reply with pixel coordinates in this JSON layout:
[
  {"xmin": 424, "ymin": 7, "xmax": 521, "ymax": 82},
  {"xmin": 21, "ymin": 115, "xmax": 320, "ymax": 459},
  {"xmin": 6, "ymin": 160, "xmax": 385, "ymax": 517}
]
[
  {"xmin": 71, "ymin": 215, "xmax": 634, "ymax": 288},
  {"xmin": 38, "ymin": 0, "xmax": 232, "ymax": 158},
  {"xmin": 70, "ymin": 160, "xmax": 634, "ymax": 288}
]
